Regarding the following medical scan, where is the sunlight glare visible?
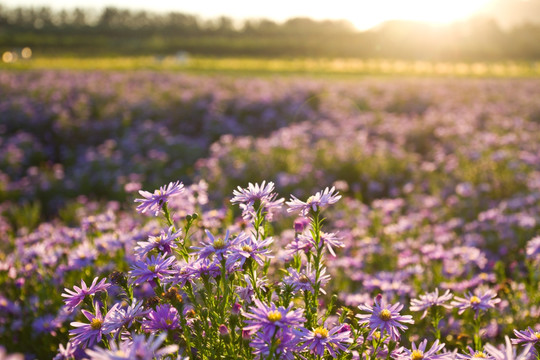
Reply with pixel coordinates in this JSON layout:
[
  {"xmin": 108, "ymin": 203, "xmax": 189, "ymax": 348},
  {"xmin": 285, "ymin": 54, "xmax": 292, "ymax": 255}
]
[{"xmin": 347, "ymin": 0, "xmax": 493, "ymax": 30}]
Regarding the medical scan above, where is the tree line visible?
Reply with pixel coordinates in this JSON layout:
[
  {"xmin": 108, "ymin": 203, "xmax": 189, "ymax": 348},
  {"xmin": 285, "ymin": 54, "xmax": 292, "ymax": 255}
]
[{"xmin": 1, "ymin": 5, "xmax": 540, "ymax": 61}]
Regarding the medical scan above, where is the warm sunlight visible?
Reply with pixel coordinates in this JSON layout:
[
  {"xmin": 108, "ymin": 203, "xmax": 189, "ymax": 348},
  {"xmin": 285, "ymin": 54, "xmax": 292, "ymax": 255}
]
[
  {"xmin": 346, "ymin": 0, "xmax": 494, "ymax": 29},
  {"xmin": 2, "ymin": 0, "xmax": 495, "ymax": 30}
]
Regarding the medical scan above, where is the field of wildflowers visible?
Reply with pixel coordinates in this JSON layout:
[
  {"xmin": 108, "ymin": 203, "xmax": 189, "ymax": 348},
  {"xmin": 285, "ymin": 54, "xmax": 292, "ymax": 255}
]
[{"xmin": 0, "ymin": 70, "xmax": 539, "ymax": 359}]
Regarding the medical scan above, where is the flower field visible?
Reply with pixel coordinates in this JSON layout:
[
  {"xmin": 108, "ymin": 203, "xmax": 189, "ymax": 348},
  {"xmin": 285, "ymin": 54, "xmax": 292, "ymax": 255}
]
[{"xmin": 0, "ymin": 70, "xmax": 539, "ymax": 359}]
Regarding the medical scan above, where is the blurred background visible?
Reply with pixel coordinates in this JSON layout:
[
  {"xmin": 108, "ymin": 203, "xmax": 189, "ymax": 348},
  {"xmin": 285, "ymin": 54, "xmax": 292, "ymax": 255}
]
[{"xmin": 1, "ymin": 0, "xmax": 540, "ymax": 63}]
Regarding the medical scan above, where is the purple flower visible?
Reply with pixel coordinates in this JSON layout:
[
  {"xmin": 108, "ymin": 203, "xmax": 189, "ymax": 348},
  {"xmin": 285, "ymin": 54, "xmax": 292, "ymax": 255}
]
[
  {"xmin": 451, "ymin": 290, "xmax": 500, "ymax": 315},
  {"xmin": 61, "ymin": 277, "xmax": 111, "ymax": 312},
  {"xmin": 142, "ymin": 304, "xmax": 180, "ymax": 332},
  {"xmin": 231, "ymin": 181, "xmax": 277, "ymax": 207},
  {"xmin": 457, "ymin": 347, "xmax": 496, "ymax": 360},
  {"xmin": 287, "ymin": 187, "xmax": 342, "ymax": 216},
  {"xmin": 297, "ymin": 324, "xmax": 353, "ymax": 358},
  {"xmin": 397, "ymin": 339, "xmax": 451, "ymax": 360},
  {"xmin": 250, "ymin": 329, "xmax": 299, "ymax": 360},
  {"xmin": 226, "ymin": 234, "xmax": 274, "ymax": 268},
  {"xmin": 243, "ymin": 298, "xmax": 305, "ymax": 338},
  {"xmin": 484, "ymin": 336, "xmax": 533, "ymax": 360},
  {"xmin": 512, "ymin": 327, "xmax": 540, "ymax": 347},
  {"xmin": 191, "ymin": 229, "xmax": 236, "ymax": 260},
  {"xmin": 410, "ymin": 289, "xmax": 453, "ymax": 319},
  {"xmin": 236, "ymin": 274, "xmax": 268, "ymax": 302},
  {"xmin": 134, "ymin": 180, "xmax": 184, "ymax": 216},
  {"xmin": 101, "ymin": 299, "xmax": 148, "ymax": 334},
  {"xmin": 357, "ymin": 294, "xmax": 414, "ymax": 341},
  {"xmin": 69, "ymin": 304, "xmax": 117, "ymax": 348},
  {"xmin": 134, "ymin": 226, "xmax": 182, "ymax": 258},
  {"xmin": 53, "ymin": 342, "xmax": 77, "ymax": 360},
  {"xmin": 231, "ymin": 181, "xmax": 284, "ymax": 220},
  {"xmin": 85, "ymin": 333, "xmax": 178, "ymax": 360},
  {"xmin": 129, "ymin": 254, "xmax": 177, "ymax": 286},
  {"xmin": 526, "ymin": 236, "xmax": 540, "ymax": 261},
  {"xmin": 282, "ymin": 264, "xmax": 331, "ymax": 294},
  {"xmin": 32, "ymin": 314, "xmax": 60, "ymax": 335},
  {"xmin": 186, "ymin": 257, "xmax": 222, "ymax": 279}
]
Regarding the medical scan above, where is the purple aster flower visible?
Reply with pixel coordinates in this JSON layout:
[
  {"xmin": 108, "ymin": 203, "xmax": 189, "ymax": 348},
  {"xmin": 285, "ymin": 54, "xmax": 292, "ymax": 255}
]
[
  {"xmin": 236, "ymin": 274, "xmax": 268, "ymax": 302},
  {"xmin": 286, "ymin": 233, "xmax": 314, "ymax": 255},
  {"xmin": 512, "ymin": 327, "xmax": 540, "ymax": 347},
  {"xmin": 129, "ymin": 254, "xmax": 177, "ymax": 286},
  {"xmin": 85, "ymin": 333, "xmax": 178, "ymax": 360},
  {"xmin": 134, "ymin": 180, "xmax": 184, "ymax": 216},
  {"xmin": 397, "ymin": 339, "xmax": 451, "ymax": 360},
  {"xmin": 282, "ymin": 264, "xmax": 331, "ymax": 295},
  {"xmin": 102, "ymin": 299, "xmax": 148, "ymax": 334},
  {"xmin": 142, "ymin": 304, "xmax": 180, "ymax": 332},
  {"xmin": 191, "ymin": 229, "xmax": 236, "ymax": 260},
  {"xmin": 357, "ymin": 294, "xmax": 414, "ymax": 341},
  {"xmin": 231, "ymin": 181, "xmax": 284, "ymax": 221},
  {"xmin": 457, "ymin": 347, "xmax": 496, "ymax": 360},
  {"xmin": 231, "ymin": 181, "xmax": 277, "ymax": 207},
  {"xmin": 297, "ymin": 324, "xmax": 353, "ymax": 358},
  {"xmin": 134, "ymin": 226, "xmax": 182, "ymax": 258},
  {"xmin": 451, "ymin": 290, "xmax": 500, "ymax": 316},
  {"xmin": 226, "ymin": 234, "xmax": 274, "ymax": 268},
  {"xmin": 250, "ymin": 329, "xmax": 299, "ymax": 360},
  {"xmin": 526, "ymin": 236, "xmax": 540, "ymax": 261},
  {"xmin": 32, "ymin": 314, "xmax": 60, "ymax": 335},
  {"xmin": 243, "ymin": 298, "xmax": 305, "ymax": 338},
  {"xmin": 286, "ymin": 186, "xmax": 342, "ymax": 216},
  {"xmin": 186, "ymin": 257, "xmax": 221, "ymax": 279},
  {"xmin": 53, "ymin": 342, "xmax": 77, "ymax": 360},
  {"xmin": 484, "ymin": 336, "xmax": 533, "ymax": 360},
  {"xmin": 70, "ymin": 304, "xmax": 117, "ymax": 348},
  {"xmin": 410, "ymin": 289, "xmax": 453, "ymax": 319},
  {"xmin": 62, "ymin": 277, "xmax": 111, "ymax": 312}
]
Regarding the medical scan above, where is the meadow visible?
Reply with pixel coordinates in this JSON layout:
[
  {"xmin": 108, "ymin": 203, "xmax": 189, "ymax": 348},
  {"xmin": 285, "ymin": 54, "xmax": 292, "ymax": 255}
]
[{"xmin": 0, "ymin": 68, "xmax": 539, "ymax": 359}]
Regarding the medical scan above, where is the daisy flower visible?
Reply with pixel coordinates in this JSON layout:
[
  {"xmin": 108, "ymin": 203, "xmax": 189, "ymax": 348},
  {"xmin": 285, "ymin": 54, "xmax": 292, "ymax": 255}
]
[
  {"xmin": 129, "ymin": 254, "xmax": 177, "ymax": 285},
  {"xmin": 397, "ymin": 339, "xmax": 451, "ymax": 360},
  {"xmin": 297, "ymin": 323, "xmax": 353, "ymax": 358},
  {"xmin": 142, "ymin": 304, "xmax": 180, "ymax": 332},
  {"xmin": 286, "ymin": 186, "xmax": 341, "ymax": 216},
  {"xmin": 69, "ymin": 304, "xmax": 117, "ymax": 348},
  {"xmin": 226, "ymin": 234, "xmax": 274, "ymax": 268},
  {"xmin": 85, "ymin": 333, "xmax": 178, "ymax": 360},
  {"xmin": 243, "ymin": 298, "xmax": 305, "ymax": 338},
  {"xmin": 512, "ymin": 327, "xmax": 540, "ymax": 347},
  {"xmin": 134, "ymin": 226, "xmax": 182, "ymax": 258},
  {"xmin": 61, "ymin": 277, "xmax": 111, "ymax": 312},
  {"xmin": 451, "ymin": 289, "xmax": 500, "ymax": 316},
  {"xmin": 134, "ymin": 180, "xmax": 184, "ymax": 216},
  {"xmin": 357, "ymin": 294, "xmax": 414, "ymax": 341},
  {"xmin": 410, "ymin": 288, "xmax": 453, "ymax": 319}
]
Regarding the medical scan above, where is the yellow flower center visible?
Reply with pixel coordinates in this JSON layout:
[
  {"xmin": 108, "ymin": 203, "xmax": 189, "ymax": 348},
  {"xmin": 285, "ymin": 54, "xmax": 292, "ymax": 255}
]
[
  {"xmin": 372, "ymin": 331, "xmax": 381, "ymax": 340},
  {"xmin": 242, "ymin": 245, "xmax": 253, "ymax": 252},
  {"xmin": 166, "ymin": 319, "xmax": 173, "ymax": 326},
  {"xmin": 314, "ymin": 327, "xmax": 329, "ymax": 338},
  {"xmin": 90, "ymin": 318, "xmax": 103, "ymax": 330},
  {"xmin": 479, "ymin": 273, "xmax": 488, "ymax": 280},
  {"xmin": 267, "ymin": 311, "xmax": 282, "ymax": 322},
  {"xmin": 411, "ymin": 350, "xmax": 424, "ymax": 360},
  {"xmin": 379, "ymin": 309, "xmax": 392, "ymax": 321},
  {"xmin": 299, "ymin": 275, "xmax": 310, "ymax": 283},
  {"xmin": 535, "ymin": 332, "xmax": 540, "ymax": 340},
  {"xmin": 470, "ymin": 296, "xmax": 481, "ymax": 304},
  {"xmin": 474, "ymin": 352, "xmax": 488, "ymax": 358},
  {"xmin": 148, "ymin": 265, "xmax": 156, "ymax": 272},
  {"xmin": 213, "ymin": 239, "xmax": 226, "ymax": 249}
]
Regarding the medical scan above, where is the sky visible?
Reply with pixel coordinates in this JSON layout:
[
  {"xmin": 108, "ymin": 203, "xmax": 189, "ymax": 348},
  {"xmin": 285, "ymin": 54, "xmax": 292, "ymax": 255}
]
[{"xmin": 1, "ymin": 0, "xmax": 495, "ymax": 30}]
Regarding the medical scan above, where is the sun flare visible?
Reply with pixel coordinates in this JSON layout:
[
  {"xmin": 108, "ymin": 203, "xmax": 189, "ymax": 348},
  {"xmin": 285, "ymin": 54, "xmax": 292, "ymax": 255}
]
[{"xmin": 347, "ymin": 0, "xmax": 493, "ymax": 30}]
